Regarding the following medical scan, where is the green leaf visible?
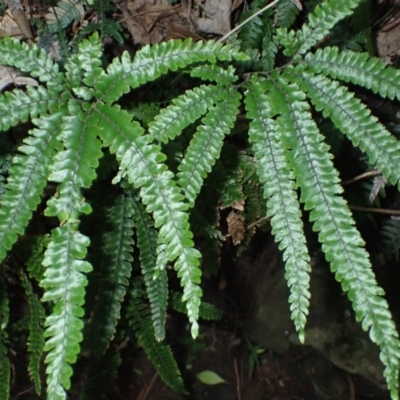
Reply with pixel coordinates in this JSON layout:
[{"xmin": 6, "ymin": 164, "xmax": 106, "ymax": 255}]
[{"xmin": 196, "ymin": 370, "xmax": 226, "ymax": 385}]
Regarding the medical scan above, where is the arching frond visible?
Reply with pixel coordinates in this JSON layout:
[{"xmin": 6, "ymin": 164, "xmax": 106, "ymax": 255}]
[
  {"xmin": 189, "ymin": 64, "xmax": 238, "ymax": 84},
  {"xmin": 0, "ymin": 86, "xmax": 65, "ymax": 131},
  {"xmin": 84, "ymin": 193, "xmax": 135, "ymax": 358},
  {"xmin": 127, "ymin": 282, "xmax": 186, "ymax": 394},
  {"xmin": 148, "ymin": 84, "xmax": 221, "ymax": 144},
  {"xmin": 305, "ymin": 47, "xmax": 400, "ymax": 100},
  {"xmin": 177, "ymin": 88, "xmax": 241, "ymax": 207},
  {"xmin": 0, "ymin": 278, "xmax": 10, "ymax": 400},
  {"xmin": 19, "ymin": 270, "xmax": 45, "ymax": 395},
  {"xmin": 171, "ymin": 292, "xmax": 222, "ymax": 320},
  {"xmin": 91, "ymin": 103, "xmax": 202, "ymax": 337},
  {"xmin": 277, "ymin": 0, "xmax": 361, "ymax": 57},
  {"xmin": 130, "ymin": 193, "xmax": 168, "ymax": 341},
  {"xmin": 245, "ymin": 76, "xmax": 311, "ymax": 340},
  {"xmin": 0, "ymin": 36, "xmax": 64, "ymax": 87},
  {"xmin": 297, "ymin": 71, "xmax": 400, "ymax": 187},
  {"xmin": 0, "ymin": 111, "xmax": 64, "ymax": 264},
  {"xmin": 275, "ymin": 78, "xmax": 400, "ymax": 397},
  {"xmin": 94, "ymin": 39, "xmax": 247, "ymax": 104},
  {"xmin": 40, "ymin": 224, "xmax": 92, "ymax": 400}
]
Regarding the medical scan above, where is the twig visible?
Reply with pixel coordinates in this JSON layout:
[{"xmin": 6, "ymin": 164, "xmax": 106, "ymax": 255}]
[
  {"xmin": 349, "ymin": 205, "xmax": 400, "ymax": 216},
  {"xmin": 341, "ymin": 170, "xmax": 381, "ymax": 185},
  {"xmin": 217, "ymin": 0, "xmax": 281, "ymax": 43},
  {"xmin": 234, "ymin": 358, "xmax": 241, "ymax": 400}
]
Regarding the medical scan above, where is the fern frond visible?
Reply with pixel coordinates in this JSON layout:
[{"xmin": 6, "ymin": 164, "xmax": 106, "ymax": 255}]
[
  {"xmin": 276, "ymin": 0, "xmax": 300, "ymax": 28},
  {"xmin": 130, "ymin": 193, "xmax": 168, "ymax": 341},
  {"xmin": 92, "ymin": 103, "xmax": 202, "ymax": 337},
  {"xmin": 189, "ymin": 64, "xmax": 237, "ymax": 84},
  {"xmin": 127, "ymin": 282, "xmax": 186, "ymax": 394},
  {"xmin": 148, "ymin": 84, "xmax": 221, "ymax": 144},
  {"xmin": 84, "ymin": 193, "xmax": 134, "ymax": 358},
  {"xmin": 19, "ymin": 270, "xmax": 45, "ymax": 394},
  {"xmin": 380, "ymin": 219, "xmax": 400, "ymax": 260},
  {"xmin": 297, "ymin": 71, "xmax": 400, "ymax": 187},
  {"xmin": 275, "ymin": 78, "xmax": 400, "ymax": 397},
  {"xmin": 0, "ymin": 278, "xmax": 10, "ymax": 400},
  {"xmin": 177, "ymin": 88, "xmax": 241, "ymax": 207},
  {"xmin": 171, "ymin": 292, "xmax": 222, "ymax": 320},
  {"xmin": 0, "ymin": 86, "xmax": 65, "ymax": 131},
  {"xmin": 79, "ymin": 346, "xmax": 121, "ymax": 400},
  {"xmin": 244, "ymin": 77, "xmax": 311, "ymax": 340},
  {"xmin": 40, "ymin": 223, "xmax": 92, "ymax": 400},
  {"xmin": 26, "ymin": 235, "xmax": 50, "ymax": 282},
  {"xmin": 305, "ymin": 47, "xmax": 400, "ymax": 101},
  {"xmin": 0, "ymin": 36, "xmax": 64, "ymax": 87},
  {"xmin": 0, "ymin": 112, "xmax": 64, "ymax": 264},
  {"xmin": 45, "ymin": 0, "xmax": 85, "ymax": 31},
  {"xmin": 45, "ymin": 101, "xmax": 103, "ymax": 221},
  {"xmin": 277, "ymin": 0, "xmax": 360, "ymax": 57},
  {"xmin": 95, "ymin": 39, "xmax": 247, "ymax": 104}
]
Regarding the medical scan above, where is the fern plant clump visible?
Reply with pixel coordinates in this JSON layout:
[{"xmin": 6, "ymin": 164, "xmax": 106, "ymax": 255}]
[{"xmin": 0, "ymin": 0, "xmax": 400, "ymax": 398}]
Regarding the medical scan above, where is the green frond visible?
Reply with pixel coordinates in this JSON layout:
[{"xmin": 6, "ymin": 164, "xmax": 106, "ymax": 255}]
[
  {"xmin": 171, "ymin": 292, "xmax": 222, "ymax": 320},
  {"xmin": 19, "ymin": 270, "xmax": 45, "ymax": 395},
  {"xmin": 275, "ymin": 78, "xmax": 400, "ymax": 398},
  {"xmin": 45, "ymin": 101, "xmax": 103, "ymax": 221},
  {"xmin": 177, "ymin": 88, "xmax": 241, "ymax": 207},
  {"xmin": 127, "ymin": 283, "xmax": 186, "ymax": 394},
  {"xmin": 95, "ymin": 39, "xmax": 247, "ymax": 105},
  {"xmin": 0, "ymin": 36, "xmax": 64, "ymax": 87},
  {"xmin": 297, "ymin": 71, "xmax": 400, "ymax": 187},
  {"xmin": 0, "ymin": 112, "xmax": 64, "ymax": 265},
  {"xmin": 276, "ymin": 0, "xmax": 300, "ymax": 28},
  {"xmin": 130, "ymin": 193, "xmax": 168, "ymax": 341},
  {"xmin": 45, "ymin": 0, "xmax": 85, "ymax": 31},
  {"xmin": 92, "ymin": 103, "xmax": 202, "ymax": 337},
  {"xmin": 305, "ymin": 47, "xmax": 400, "ymax": 101},
  {"xmin": 0, "ymin": 278, "xmax": 10, "ymax": 400},
  {"xmin": 26, "ymin": 234, "xmax": 50, "ymax": 282},
  {"xmin": 244, "ymin": 77, "xmax": 311, "ymax": 340},
  {"xmin": 84, "ymin": 193, "xmax": 135, "ymax": 358},
  {"xmin": 380, "ymin": 219, "xmax": 400, "ymax": 260},
  {"xmin": 79, "ymin": 346, "xmax": 121, "ymax": 400},
  {"xmin": 40, "ymin": 223, "xmax": 92, "ymax": 400},
  {"xmin": 189, "ymin": 64, "xmax": 238, "ymax": 84},
  {"xmin": 79, "ymin": 20, "xmax": 123, "ymax": 44},
  {"xmin": 0, "ymin": 86, "xmax": 65, "ymax": 131},
  {"xmin": 148, "ymin": 84, "xmax": 221, "ymax": 144},
  {"xmin": 76, "ymin": 33, "xmax": 103, "ymax": 89},
  {"xmin": 277, "ymin": 0, "xmax": 361, "ymax": 57}
]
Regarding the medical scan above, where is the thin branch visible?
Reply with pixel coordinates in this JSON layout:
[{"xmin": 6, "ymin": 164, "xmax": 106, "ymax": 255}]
[
  {"xmin": 217, "ymin": 0, "xmax": 281, "ymax": 43},
  {"xmin": 342, "ymin": 170, "xmax": 381, "ymax": 185}
]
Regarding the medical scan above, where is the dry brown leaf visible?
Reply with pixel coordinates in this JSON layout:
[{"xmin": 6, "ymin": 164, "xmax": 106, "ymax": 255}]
[{"xmin": 227, "ymin": 210, "xmax": 245, "ymax": 245}]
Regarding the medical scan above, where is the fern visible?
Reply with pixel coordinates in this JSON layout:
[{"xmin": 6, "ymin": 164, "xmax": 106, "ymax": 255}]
[
  {"xmin": 1, "ymin": 0, "xmax": 400, "ymax": 397},
  {"xmin": 84, "ymin": 193, "xmax": 135, "ymax": 358},
  {"xmin": 0, "ymin": 277, "xmax": 10, "ymax": 400},
  {"xmin": 19, "ymin": 270, "xmax": 45, "ymax": 395},
  {"xmin": 126, "ymin": 280, "xmax": 186, "ymax": 394}
]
